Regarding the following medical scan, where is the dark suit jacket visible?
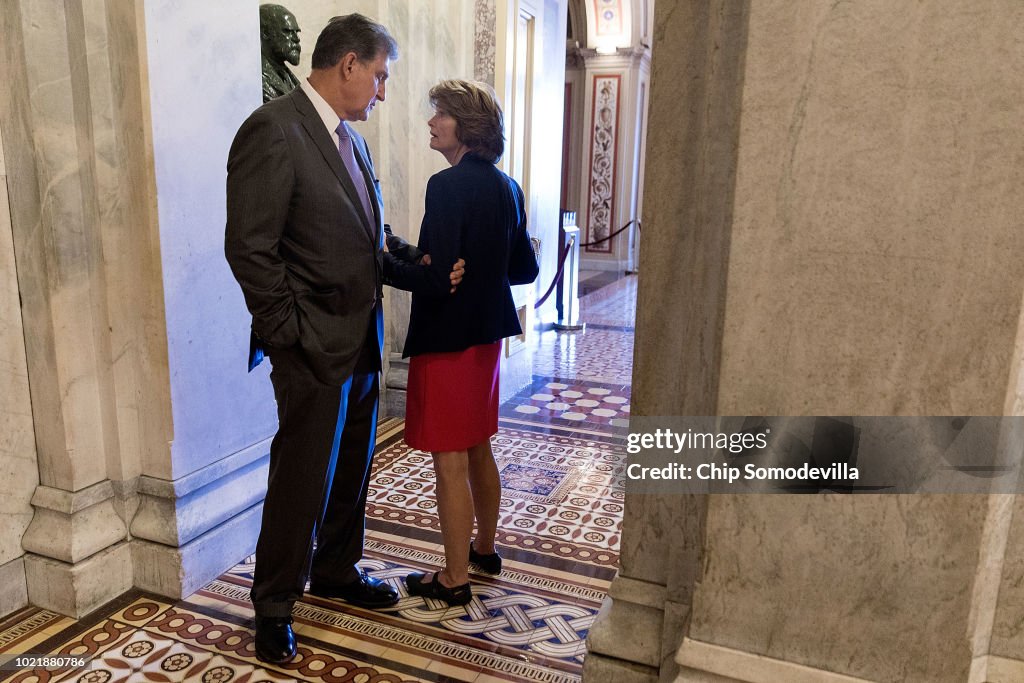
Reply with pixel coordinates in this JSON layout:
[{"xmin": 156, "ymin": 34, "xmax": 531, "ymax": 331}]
[
  {"xmin": 400, "ymin": 153, "xmax": 540, "ymax": 358},
  {"xmin": 225, "ymin": 87, "xmax": 421, "ymax": 385}
]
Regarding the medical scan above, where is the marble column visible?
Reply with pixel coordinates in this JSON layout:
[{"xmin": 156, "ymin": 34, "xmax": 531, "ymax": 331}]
[
  {"xmin": 1, "ymin": 0, "xmax": 278, "ymax": 616},
  {"xmin": 584, "ymin": 1, "xmax": 744, "ymax": 678},
  {"xmin": 0, "ymin": 0, "xmax": 133, "ymax": 617},
  {"xmin": 0, "ymin": 105, "xmax": 38, "ymax": 619},
  {"xmin": 586, "ymin": 0, "xmax": 1024, "ymax": 682}
]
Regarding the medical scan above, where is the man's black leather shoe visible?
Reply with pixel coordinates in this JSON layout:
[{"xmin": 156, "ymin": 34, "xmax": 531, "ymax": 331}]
[
  {"xmin": 309, "ymin": 572, "xmax": 399, "ymax": 608},
  {"xmin": 254, "ymin": 616, "xmax": 296, "ymax": 663}
]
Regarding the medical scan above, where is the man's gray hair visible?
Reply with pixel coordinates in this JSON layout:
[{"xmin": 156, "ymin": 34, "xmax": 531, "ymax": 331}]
[{"xmin": 311, "ymin": 13, "xmax": 398, "ymax": 69}]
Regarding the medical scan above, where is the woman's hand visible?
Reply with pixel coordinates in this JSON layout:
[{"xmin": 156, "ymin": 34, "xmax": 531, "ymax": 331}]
[
  {"xmin": 418, "ymin": 253, "xmax": 466, "ymax": 293},
  {"xmin": 449, "ymin": 258, "xmax": 465, "ymax": 293}
]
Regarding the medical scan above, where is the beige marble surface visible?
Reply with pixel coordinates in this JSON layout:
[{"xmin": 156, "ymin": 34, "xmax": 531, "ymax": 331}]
[
  {"xmin": 703, "ymin": 0, "xmax": 1022, "ymax": 675},
  {"xmin": 633, "ymin": 0, "xmax": 745, "ymax": 420},
  {"xmin": 0, "ymin": 558, "xmax": 27, "ymax": 618},
  {"xmin": 992, "ymin": 497, "xmax": 1024, "ymax": 661},
  {"xmin": 0, "ymin": 128, "xmax": 38, "ymax": 576},
  {"xmin": 626, "ymin": 1, "xmax": 748, "ymax": 619},
  {"xmin": 6, "ymin": 0, "xmax": 113, "ymax": 494},
  {"xmin": 718, "ymin": 0, "xmax": 1024, "ymax": 416},
  {"xmin": 689, "ymin": 495, "xmax": 994, "ymax": 681},
  {"xmin": 622, "ymin": 0, "xmax": 1024, "ymax": 681},
  {"xmin": 694, "ymin": 4, "xmax": 1024, "ymax": 672},
  {"xmin": 93, "ymin": 0, "xmax": 174, "ymax": 487},
  {"xmin": 25, "ymin": 542, "xmax": 132, "ymax": 618}
]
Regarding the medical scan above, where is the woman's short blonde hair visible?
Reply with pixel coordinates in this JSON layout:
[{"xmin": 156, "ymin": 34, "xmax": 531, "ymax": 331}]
[{"xmin": 429, "ymin": 79, "xmax": 505, "ymax": 163}]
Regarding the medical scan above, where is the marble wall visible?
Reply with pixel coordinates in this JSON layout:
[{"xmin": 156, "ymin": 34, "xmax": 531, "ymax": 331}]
[
  {"xmin": 128, "ymin": 0, "xmax": 273, "ymax": 598},
  {"xmin": 993, "ymin": 497, "xmax": 1024, "ymax": 669},
  {"xmin": 474, "ymin": 0, "xmax": 497, "ymax": 84},
  {"xmin": 718, "ymin": 0, "xmax": 1024, "ymax": 417},
  {"xmin": 144, "ymin": 0, "xmax": 275, "ymax": 478},
  {"xmin": 589, "ymin": 0, "xmax": 1024, "ymax": 681},
  {"xmin": 378, "ymin": 0, "xmax": 477, "ymax": 367},
  {"xmin": 0, "ymin": 108, "xmax": 37, "ymax": 618},
  {"xmin": 690, "ymin": 6, "xmax": 1024, "ymax": 678}
]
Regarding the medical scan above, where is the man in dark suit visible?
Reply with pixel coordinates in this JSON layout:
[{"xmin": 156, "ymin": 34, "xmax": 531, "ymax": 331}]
[{"xmin": 225, "ymin": 13, "xmax": 463, "ymax": 664}]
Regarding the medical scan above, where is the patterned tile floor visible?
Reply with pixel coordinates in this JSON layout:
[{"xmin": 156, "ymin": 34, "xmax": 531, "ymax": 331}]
[
  {"xmin": 0, "ymin": 275, "xmax": 638, "ymax": 683},
  {"xmin": 501, "ymin": 378, "xmax": 630, "ymax": 433}
]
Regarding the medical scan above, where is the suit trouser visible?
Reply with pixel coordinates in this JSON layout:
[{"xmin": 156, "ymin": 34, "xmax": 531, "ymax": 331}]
[{"xmin": 251, "ymin": 345, "xmax": 379, "ymax": 618}]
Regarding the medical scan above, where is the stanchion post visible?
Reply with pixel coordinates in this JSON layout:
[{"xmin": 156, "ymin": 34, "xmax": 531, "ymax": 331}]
[{"xmin": 554, "ymin": 218, "xmax": 585, "ymax": 331}]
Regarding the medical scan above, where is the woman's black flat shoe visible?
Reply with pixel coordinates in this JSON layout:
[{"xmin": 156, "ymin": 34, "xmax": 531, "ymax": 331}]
[
  {"xmin": 405, "ymin": 571, "xmax": 472, "ymax": 606},
  {"xmin": 469, "ymin": 542, "xmax": 502, "ymax": 574}
]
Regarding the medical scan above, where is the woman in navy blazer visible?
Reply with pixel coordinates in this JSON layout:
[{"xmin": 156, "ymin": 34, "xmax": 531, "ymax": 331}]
[{"xmin": 403, "ymin": 80, "xmax": 539, "ymax": 605}]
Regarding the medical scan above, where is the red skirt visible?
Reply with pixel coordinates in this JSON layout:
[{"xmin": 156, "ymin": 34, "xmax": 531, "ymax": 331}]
[{"xmin": 405, "ymin": 341, "xmax": 501, "ymax": 452}]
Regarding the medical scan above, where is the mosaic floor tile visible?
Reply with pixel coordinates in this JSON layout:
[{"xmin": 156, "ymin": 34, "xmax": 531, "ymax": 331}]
[
  {"xmin": 1, "ymin": 259, "xmax": 639, "ymax": 683},
  {"xmin": 501, "ymin": 377, "xmax": 631, "ymax": 433},
  {"xmin": 531, "ymin": 328, "xmax": 634, "ymax": 385},
  {"xmin": 366, "ymin": 426, "xmax": 624, "ymax": 570},
  {"xmin": 0, "ymin": 608, "xmax": 73, "ymax": 658},
  {"xmin": 193, "ymin": 548, "xmax": 594, "ymax": 682}
]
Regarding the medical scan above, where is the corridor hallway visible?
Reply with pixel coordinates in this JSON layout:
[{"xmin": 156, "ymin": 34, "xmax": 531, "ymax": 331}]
[{"xmin": 0, "ymin": 275, "xmax": 637, "ymax": 683}]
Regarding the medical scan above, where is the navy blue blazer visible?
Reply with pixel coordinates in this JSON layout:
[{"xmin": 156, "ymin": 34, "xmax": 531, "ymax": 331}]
[{"xmin": 398, "ymin": 153, "xmax": 539, "ymax": 358}]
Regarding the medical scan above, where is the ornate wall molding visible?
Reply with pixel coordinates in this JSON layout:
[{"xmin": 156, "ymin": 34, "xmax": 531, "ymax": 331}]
[
  {"xmin": 585, "ymin": 74, "xmax": 621, "ymax": 253},
  {"xmin": 474, "ymin": 0, "xmax": 496, "ymax": 85}
]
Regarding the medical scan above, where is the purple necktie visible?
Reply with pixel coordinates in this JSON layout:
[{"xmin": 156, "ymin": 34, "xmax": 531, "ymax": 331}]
[{"xmin": 336, "ymin": 122, "xmax": 376, "ymax": 230}]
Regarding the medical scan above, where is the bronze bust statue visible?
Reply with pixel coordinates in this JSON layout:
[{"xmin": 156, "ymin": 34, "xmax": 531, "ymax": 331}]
[{"xmin": 260, "ymin": 4, "xmax": 301, "ymax": 102}]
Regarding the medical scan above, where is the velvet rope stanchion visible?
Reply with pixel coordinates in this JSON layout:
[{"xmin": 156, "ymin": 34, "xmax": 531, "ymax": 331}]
[
  {"xmin": 534, "ymin": 237, "xmax": 573, "ymax": 310},
  {"xmin": 530, "ymin": 218, "xmax": 640, "ymax": 335},
  {"xmin": 532, "ymin": 219, "xmax": 640, "ymax": 311},
  {"xmin": 579, "ymin": 219, "xmax": 639, "ymax": 248}
]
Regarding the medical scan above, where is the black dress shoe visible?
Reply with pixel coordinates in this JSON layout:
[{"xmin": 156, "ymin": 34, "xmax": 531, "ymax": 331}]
[
  {"xmin": 254, "ymin": 616, "xmax": 296, "ymax": 663},
  {"xmin": 309, "ymin": 572, "xmax": 399, "ymax": 608},
  {"xmin": 406, "ymin": 571, "xmax": 472, "ymax": 606},
  {"xmin": 469, "ymin": 541, "xmax": 502, "ymax": 574}
]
